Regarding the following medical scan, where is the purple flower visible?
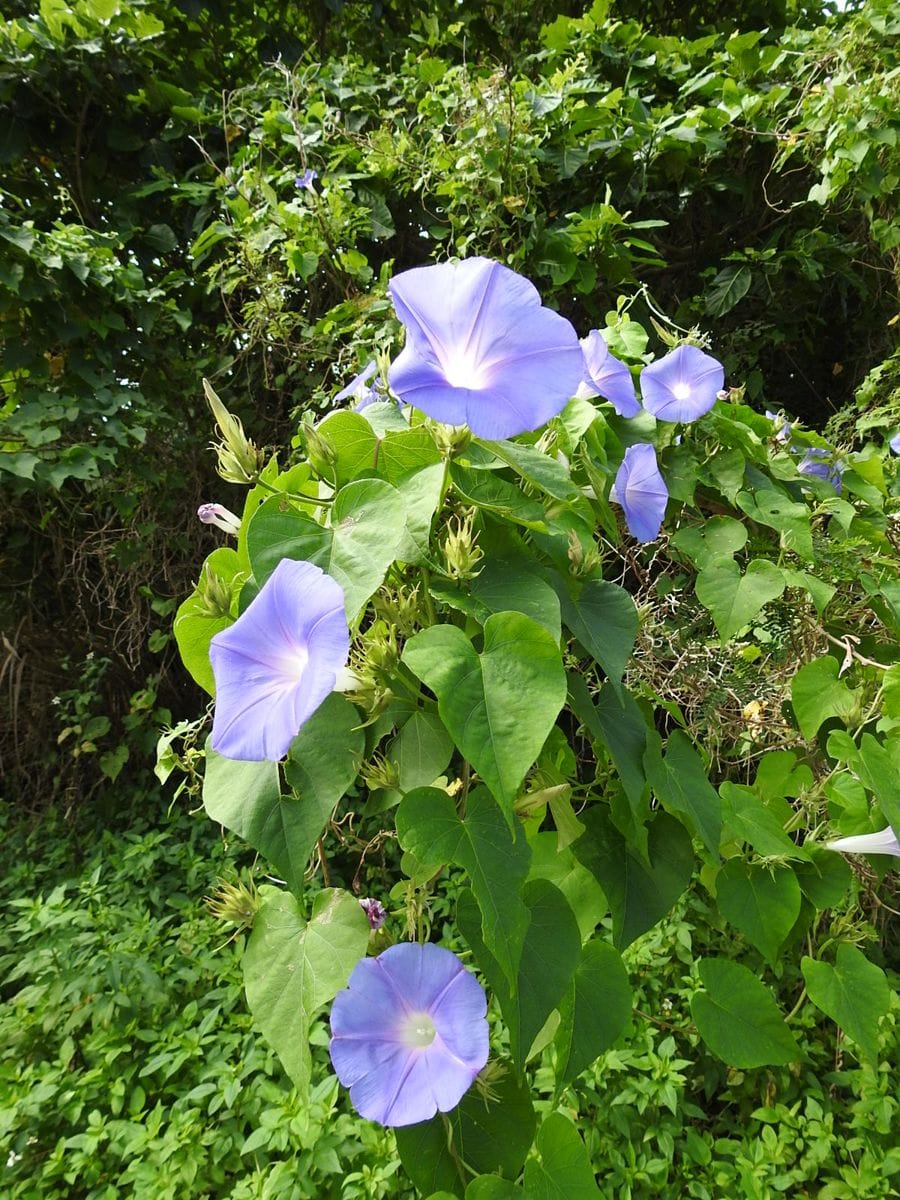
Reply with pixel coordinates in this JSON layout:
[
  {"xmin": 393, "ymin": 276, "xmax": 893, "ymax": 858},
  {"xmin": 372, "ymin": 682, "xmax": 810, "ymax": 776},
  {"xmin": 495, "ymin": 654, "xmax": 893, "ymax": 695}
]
[
  {"xmin": 889, "ymin": 431, "xmax": 900, "ymax": 454},
  {"xmin": 295, "ymin": 168, "xmax": 318, "ymax": 190},
  {"xmin": 330, "ymin": 942, "xmax": 489, "ymax": 1127},
  {"xmin": 826, "ymin": 827, "xmax": 900, "ymax": 858},
  {"xmin": 613, "ymin": 443, "xmax": 669, "ymax": 542},
  {"xmin": 198, "ymin": 502, "xmax": 241, "ymax": 536},
  {"xmin": 209, "ymin": 559, "xmax": 349, "ymax": 761},
  {"xmin": 359, "ymin": 898, "xmax": 387, "ymax": 930},
  {"xmin": 797, "ymin": 448, "xmax": 843, "ymax": 493},
  {"xmin": 577, "ymin": 330, "xmax": 640, "ymax": 417},
  {"xmin": 335, "ymin": 360, "xmax": 380, "ymax": 410},
  {"xmin": 387, "ymin": 257, "xmax": 583, "ymax": 440},
  {"xmin": 640, "ymin": 345, "xmax": 725, "ymax": 423}
]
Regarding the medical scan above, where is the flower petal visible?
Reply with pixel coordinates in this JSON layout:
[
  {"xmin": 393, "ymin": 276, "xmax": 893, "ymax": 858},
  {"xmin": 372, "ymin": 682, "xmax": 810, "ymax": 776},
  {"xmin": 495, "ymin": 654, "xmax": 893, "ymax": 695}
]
[
  {"xmin": 579, "ymin": 331, "xmax": 640, "ymax": 417},
  {"xmin": 209, "ymin": 559, "xmax": 349, "ymax": 761},
  {"xmin": 615, "ymin": 443, "xmax": 669, "ymax": 542},
  {"xmin": 640, "ymin": 345, "xmax": 724, "ymax": 423},
  {"xmin": 388, "ymin": 257, "xmax": 583, "ymax": 438},
  {"xmin": 825, "ymin": 827, "xmax": 900, "ymax": 858},
  {"xmin": 329, "ymin": 942, "xmax": 489, "ymax": 1127}
]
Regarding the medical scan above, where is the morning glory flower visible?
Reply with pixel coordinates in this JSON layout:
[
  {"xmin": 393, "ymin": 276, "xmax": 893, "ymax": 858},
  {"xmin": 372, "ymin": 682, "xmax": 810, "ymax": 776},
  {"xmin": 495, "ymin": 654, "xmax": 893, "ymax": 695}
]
[
  {"xmin": 796, "ymin": 448, "xmax": 843, "ymax": 493},
  {"xmin": 889, "ymin": 431, "xmax": 900, "ymax": 454},
  {"xmin": 577, "ymin": 330, "xmax": 640, "ymax": 417},
  {"xmin": 295, "ymin": 168, "xmax": 318, "ymax": 190},
  {"xmin": 197, "ymin": 503, "xmax": 242, "ymax": 536},
  {"xmin": 336, "ymin": 360, "xmax": 381, "ymax": 410},
  {"xmin": 765, "ymin": 409, "xmax": 793, "ymax": 444},
  {"xmin": 613, "ymin": 443, "xmax": 669, "ymax": 542},
  {"xmin": 330, "ymin": 941, "xmax": 489, "ymax": 1127},
  {"xmin": 826, "ymin": 827, "xmax": 900, "ymax": 858},
  {"xmin": 387, "ymin": 257, "xmax": 583, "ymax": 440},
  {"xmin": 209, "ymin": 558, "xmax": 350, "ymax": 761},
  {"xmin": 640, "ymin": 345, "xmax": 725, "ymax": 423}
]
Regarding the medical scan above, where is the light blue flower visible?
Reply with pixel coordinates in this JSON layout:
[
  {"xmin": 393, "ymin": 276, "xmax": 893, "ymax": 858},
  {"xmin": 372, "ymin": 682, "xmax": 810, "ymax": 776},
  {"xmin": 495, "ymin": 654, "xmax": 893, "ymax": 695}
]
[
  {"xmin": 613, "ymin": 443, "xmax": 669, "ymax": 542},
  {"xmin": 640, "ymin": 345, "xmax": 724, "ymax": 423},
  {"xmin": 387, "ymin": 257, "xmax": 583, "ymax": 440}
]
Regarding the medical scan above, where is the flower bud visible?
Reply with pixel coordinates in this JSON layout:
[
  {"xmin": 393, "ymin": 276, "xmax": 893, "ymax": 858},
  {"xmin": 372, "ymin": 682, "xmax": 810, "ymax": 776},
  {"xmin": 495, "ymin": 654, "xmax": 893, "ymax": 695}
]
[
  {"xmin": 203, "ymin": 379, "xmax": 265, "ymax": 484},
  {"xmin": 358, "ymin": 897, "xmax": 387, "ymax": 931},
  {"xmin": 430, "ymin": 420, "xmax": 472, "ymax": 458},
  {"xmin": 196, "ymin": 562, "xmax": 234, "ymax": 617},
  {"xmin": 443, "ymin": 510, "xmax": 483, "ymax": 581},
  {"xmin": 205, "ymin": 878, "xmax": 259, "ymax": 929},
  {"xmin": 361, "ymin": 753, "xmax": 402, "ymax": 792},
  {"xmin": 197, "ymin": 503, "xmax": 241, "ymax": 536}
]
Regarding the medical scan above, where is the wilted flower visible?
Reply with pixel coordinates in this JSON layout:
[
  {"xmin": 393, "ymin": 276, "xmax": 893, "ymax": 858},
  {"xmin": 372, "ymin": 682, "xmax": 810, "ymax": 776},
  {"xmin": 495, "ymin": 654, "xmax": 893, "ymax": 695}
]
[
  {"xmin": 826, "ymin": 827, "xmax": 900, "ymax": 858},
  {"xmin": 613, "ymin": 443, "xmax": 669, "ymax": 542},
  {"xmin": 765, "ymin": 410, "xmax": 793, "ymax": 444},
  {"xmin": 295, "ymin": 168, "xmax": 318, "ymax": 190},
  {"xmin": 796, "ymin": 448, "xmax": 843, "ymax": 493},
  {"xmin": 387, "ymin": 257, "xmax": 583, "ymax": 440},
  {"xmin": 640, "ymin": 345, "xmax": 725, "ymax": 423},
  {"xmin": 197, "ymin": 503, "xmax": 242, "ymax": 536},
  {"xmin": 358, "ymin": 898, "xmax": 387, "ymax": 931},
  {"xmin": 336, "ymin": 360, "xmax": 381, "ymax": 410},
  {"xmin": 577, "ymin": 330, "xmax": 640, "ymax": 417},
  {"xmin": 330, "ymin": 941, "xmax": 489, "ymax": 1126},
  {"xmin": 209, "ymin": 559, "xmax": 350, "ymax": 761}
]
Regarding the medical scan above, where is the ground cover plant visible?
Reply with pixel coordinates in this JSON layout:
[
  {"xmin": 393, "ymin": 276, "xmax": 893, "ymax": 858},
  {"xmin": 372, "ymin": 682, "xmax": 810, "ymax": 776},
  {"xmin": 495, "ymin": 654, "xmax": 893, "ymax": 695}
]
[{"xmin": 1, "ymin": 1, "xmax": 899, "ymax": 1197}]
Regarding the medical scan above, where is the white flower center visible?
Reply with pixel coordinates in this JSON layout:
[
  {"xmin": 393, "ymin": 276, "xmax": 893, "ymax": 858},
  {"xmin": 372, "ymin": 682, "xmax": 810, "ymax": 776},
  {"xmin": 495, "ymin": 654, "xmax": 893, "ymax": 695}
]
[
  {"xmin": 442, "ymin": 349, "xmax": 486, "ymax": 390},
  {"xmin": 672, "ymin": 382, "xmax": 691, "ymax": 401},
  {"xmin": 401, "ymin": 1012, "xmax": 437, "ymax": 1048},
  {"xmin": 278, "ymin": 645, "xmax": 308, "ymax": 684}
]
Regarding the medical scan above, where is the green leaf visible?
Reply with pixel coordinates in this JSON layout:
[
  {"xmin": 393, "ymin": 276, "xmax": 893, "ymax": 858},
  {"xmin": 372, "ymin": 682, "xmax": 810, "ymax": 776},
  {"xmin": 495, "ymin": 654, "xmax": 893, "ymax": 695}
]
[
  {"xmin": 389, "ymin": 708, "xmax": 455, "ymax": 793},
  {"xmin": 451, "ymin": 464, "xmax": 548, "ymax": 530},
  {"xmin": 801, "ymin": 944, "xmax": 890, "ymax": 1062},
  {"xmin": 523, "ymin": 1112, "xmax": 601, "ymax": 1199},
  {"xmin": 719, "ymin": 783, "xmax": 808, "ymax": 860},
  {"xmin": 458, "ymin": 881, "xmax": 581, "ymax": 1072},
  {"xmin": 573, "ymin": 809, "xmax": 693, "ymax": 950},
  {"xmin": 526, "ymin": 832, "xmax": 607, "ymax": 941},
  {"xmin": 397, "ymin": 787, "xmax": 531, "ymax": 988},
  {"xmin": 203, "ymin": 697, "xmax": 362, "ymax": 894},
  {"xmin": 402, "ymin": 614, "xmax": 566, "ymax": 817},
  {"xmin": 555, "ymin": 939, "xmax": 632, "ymax": 1086},
  {"xmin": 471, "ymin": 561, "xmax": 562, "ymax": 641},
  {"xmin": 794, "ymin": 849, "xmax": 851, "ymax": 909},
  {"xmin": 395, "ymin": 1070, "xmax": 536, "ymax": 1198},
  {"xmin": 173, "ymin": 546, "xmax": 242, "ymax": 694},
  {"xmin": 567, "ymin": 677, "xmax": 651, "ymax": 852},
  {"xmin": 705, "ymin": 264, "xmax": 752, "ymax": 317},
  {"xmin": 736, "ymin": 488, "xmax": 813, "ymax": 562},
  {"xmin": 466, "ymin": 1180, "xmax": 522, "ymax": 1200},
  {"xmin": 691, "ymin": 958, "xmax": 802, "ymax": 1068},
  {"xmin": 790, "ymin": 657, "xmax": 859, "ymax": 739},
  {"xmin": 247, "ymin": 479, "xmax": 407, "ymax": 618},
  {"xmin": 671, "ymin": 516, "xmax": 747, "ymax": 569},
  {"xmin": 389, "ymin": 462, "xmax": 446, "ymax": 563},
  {"xmin": 315, "ymin": 410, "xmax": 378, "ymax": 486},
  {"xmin": 857, "ymin": 734, "xmax": 900, "ymax": 834},
  {"xmin": 242, "ymin": 886, "xmax": 369, "ymax": 1097},
  {"xmin": 715, "ymin": 861, "xmax": 801, "ymax": 964},
  {"xmin": 488, "ymin": 439, "xmax": 581, "ymax": 502},
  {"xmin": 695, "ymin": 558, "xmax": 785, "ymax": 642},
  {"xmin": 644, "ymin": 730, "xmax": 721, "ymax": 857},
  {"xmin": 555, "ymin": 578, "xmax": 638, "ymax": 685}
]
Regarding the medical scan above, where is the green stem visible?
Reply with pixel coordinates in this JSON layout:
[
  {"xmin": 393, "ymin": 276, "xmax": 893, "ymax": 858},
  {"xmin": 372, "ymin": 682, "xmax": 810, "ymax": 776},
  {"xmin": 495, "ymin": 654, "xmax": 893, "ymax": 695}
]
[{"xmin": 253, "ymin": 476, "xmax": 334, "ymax": 505}]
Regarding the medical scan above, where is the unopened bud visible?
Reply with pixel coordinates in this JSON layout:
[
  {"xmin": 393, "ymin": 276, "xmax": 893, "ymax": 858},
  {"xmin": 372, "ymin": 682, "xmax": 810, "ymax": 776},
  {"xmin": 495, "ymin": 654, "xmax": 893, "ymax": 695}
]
[
  {"xmin": 430, "ymin": 421, "xmax": 472, "ymax": 458},
  {"xmin": 443, "ymin": 510, "xmax": 483, "ymax": 581},
  {"xmin": 303, "ymin": 421, "xmax": 337, "ymax": 477},
  {"xmin": 197, "ymin": 562, "xmax": 234, "ymax": 617},
  {"xmin": 198, "ymin": 502, "xmax": 241, "ymax": 536},
  {"xmin": 361, "ymin": 753, "xmax": 402, "ymax": 791},
  {"xmin": 514, "ymin": 783, "xmax": 570, "ymax": 819},
  {"xmin": 205, "ymin": 878, "xmax": 259, "ymax": 928},
  {"xmin": 203, "ymin": 379, "xmax": 265, "ymax": 484}
]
